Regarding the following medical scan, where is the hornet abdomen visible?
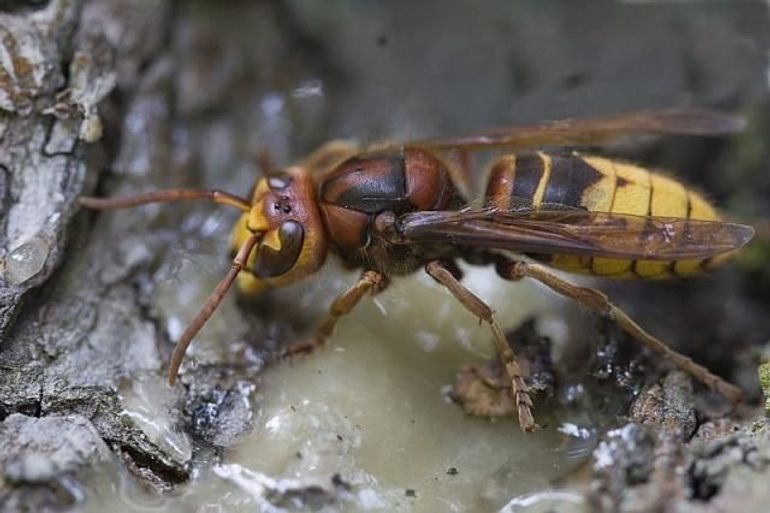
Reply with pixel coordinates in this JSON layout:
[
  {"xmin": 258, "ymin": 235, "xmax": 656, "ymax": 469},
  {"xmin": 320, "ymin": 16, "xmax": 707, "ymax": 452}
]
[{"xmin": 484, "ymin": 152, "xmax": 722, "ymax": 278}]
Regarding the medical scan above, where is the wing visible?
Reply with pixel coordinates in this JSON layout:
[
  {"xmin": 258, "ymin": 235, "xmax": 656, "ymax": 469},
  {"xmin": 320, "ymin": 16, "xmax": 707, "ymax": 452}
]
[
  {"xmin": 407, "ymin": 108, "xmax": 745, "ymax": 152},
  {"xmin": 396, "ymin": 208, "xmax": 755, "ymax": 260}
]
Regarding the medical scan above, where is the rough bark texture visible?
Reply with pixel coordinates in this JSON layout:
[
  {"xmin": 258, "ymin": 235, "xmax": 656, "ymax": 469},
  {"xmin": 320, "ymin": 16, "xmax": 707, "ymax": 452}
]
[
  {"xmin": 0, "ymin": 0, "xmax": 190, "ymax": 508},
  {"xmin": 0, "ymin": 1, "xmax": 769, "ymax": 512}
]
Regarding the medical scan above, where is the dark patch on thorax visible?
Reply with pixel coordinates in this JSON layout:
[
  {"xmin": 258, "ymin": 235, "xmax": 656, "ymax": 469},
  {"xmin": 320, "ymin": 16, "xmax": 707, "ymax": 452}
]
[{"xmin": 320, "ymin": 153, "xmax": 412, "ymax": 214}]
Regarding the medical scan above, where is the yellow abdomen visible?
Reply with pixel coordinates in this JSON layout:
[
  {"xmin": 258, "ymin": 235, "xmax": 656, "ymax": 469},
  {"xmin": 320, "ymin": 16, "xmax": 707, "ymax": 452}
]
[{"xmin": 484, "ymin": 152, "xmax": 723, "ymax": 279}]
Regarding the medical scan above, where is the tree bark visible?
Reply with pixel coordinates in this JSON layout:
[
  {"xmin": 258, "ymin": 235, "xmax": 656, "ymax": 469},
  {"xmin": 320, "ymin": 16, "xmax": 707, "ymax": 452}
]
[{"xmin": 0, "ymin": 1, "xmax": 769, "ymax": 511}]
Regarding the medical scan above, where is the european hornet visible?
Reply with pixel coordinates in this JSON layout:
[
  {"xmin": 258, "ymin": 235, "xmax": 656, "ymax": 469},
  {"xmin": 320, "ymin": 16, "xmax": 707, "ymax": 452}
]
[{"xmin": 81, "ymin": 108, "xmax": 754, "ymax": 432}]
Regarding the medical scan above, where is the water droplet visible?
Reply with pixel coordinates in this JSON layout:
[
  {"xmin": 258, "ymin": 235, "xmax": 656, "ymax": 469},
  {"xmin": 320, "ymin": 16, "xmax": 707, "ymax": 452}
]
[{"xmin": 4, "ymin": 236, "xmax": 49, "ymax": 285}]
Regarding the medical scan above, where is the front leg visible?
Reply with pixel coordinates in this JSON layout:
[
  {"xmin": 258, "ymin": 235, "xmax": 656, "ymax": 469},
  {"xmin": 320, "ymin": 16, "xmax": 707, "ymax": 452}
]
[
  {"xmin": 425, "ymin": 260, "xmax": 536, "ymax": 432},
  {"xmin": 283, "ymin": 270, "xmax": 389, "ymax": 357}
]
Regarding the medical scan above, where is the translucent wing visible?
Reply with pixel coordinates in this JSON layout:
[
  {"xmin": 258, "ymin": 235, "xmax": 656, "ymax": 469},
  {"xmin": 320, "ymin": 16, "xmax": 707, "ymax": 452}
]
[
  {"xmin": 407, "ymin": 108, "xmax": 745, "ymax": 151},
  {"xmin": 396, "ymin": 208, "xmax": 754, "ymax": 260}
]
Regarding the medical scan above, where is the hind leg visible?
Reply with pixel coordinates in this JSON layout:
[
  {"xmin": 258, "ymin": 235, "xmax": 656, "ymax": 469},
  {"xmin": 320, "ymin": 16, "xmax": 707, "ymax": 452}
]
[{"xmin": 495, "ymin": 258, "xmax": 743, "ymax": 403}]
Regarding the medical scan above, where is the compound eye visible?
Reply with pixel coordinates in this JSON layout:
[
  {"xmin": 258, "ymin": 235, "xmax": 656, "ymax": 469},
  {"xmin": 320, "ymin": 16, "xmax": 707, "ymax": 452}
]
[
  {"xmin": 252, "ymin": 220, "xmax": 305, "ymax": 278},
  {"xmin": 266, "ymin": 173, "xmax": 292, "ymax": 191}
]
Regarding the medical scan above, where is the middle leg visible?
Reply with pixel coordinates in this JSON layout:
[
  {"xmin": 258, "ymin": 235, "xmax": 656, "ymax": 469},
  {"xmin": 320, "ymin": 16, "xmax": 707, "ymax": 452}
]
[{"xmin": 425, "ymin": 260, "xmax": 536, "ymax": 432}]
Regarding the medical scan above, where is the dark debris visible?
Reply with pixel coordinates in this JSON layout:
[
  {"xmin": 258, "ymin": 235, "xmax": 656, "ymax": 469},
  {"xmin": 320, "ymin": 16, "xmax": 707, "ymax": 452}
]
[
  {"xmin": 182, "ymin": 371, "xmax": 257, "ymax": 449},
  {"xmin": 450, "ymin": 318, "xmax": 555, "ymax": 418}
]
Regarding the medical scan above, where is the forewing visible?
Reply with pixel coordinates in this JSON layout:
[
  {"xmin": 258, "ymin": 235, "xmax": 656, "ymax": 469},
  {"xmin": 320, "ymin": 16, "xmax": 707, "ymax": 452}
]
[
  {"xmin": 407, "ymin": 108, "xmax": 745, "ymax": 152},
  {"xmin": 397, "ymin": 208, "xmax": 754, "ymax": 260}
]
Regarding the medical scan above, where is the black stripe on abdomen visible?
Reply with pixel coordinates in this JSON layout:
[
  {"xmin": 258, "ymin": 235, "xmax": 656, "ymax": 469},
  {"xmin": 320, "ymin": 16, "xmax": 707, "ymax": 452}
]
[
  {"xmin": 542, "ymin": 154, "xmax": 604, "ymax": 208},
  {"xmin": 511, "ymin": 153, "xmax": 544, "ymax": 201}
]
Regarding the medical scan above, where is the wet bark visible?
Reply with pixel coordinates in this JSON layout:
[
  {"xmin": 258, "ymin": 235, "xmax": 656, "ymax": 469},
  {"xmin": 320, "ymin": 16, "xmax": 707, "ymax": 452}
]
[
  {"xmin": 0, "ymin": 1, "xmax": 769, "ymax": 511},
  {"xmin": 0, "ymin": 0, "xmax": 188, "ymax": 507}
]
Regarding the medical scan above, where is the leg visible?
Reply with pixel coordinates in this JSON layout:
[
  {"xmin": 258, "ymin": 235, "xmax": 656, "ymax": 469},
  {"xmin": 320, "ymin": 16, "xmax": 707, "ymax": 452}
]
[
  {"xmin": 283, "ymin": 270, "xmax": 388, "ymax": 357},
  {"xmin": 496, "ymin": 259, "xmax": 744, "ymax": 403},
  {"xmin": 425, "ymin": 261, "xmax": 536, "ymax": 432}
]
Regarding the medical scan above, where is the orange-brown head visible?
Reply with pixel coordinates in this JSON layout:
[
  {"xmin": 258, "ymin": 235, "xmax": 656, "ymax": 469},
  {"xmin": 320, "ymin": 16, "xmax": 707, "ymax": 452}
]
[{"xmin": 231, "ymin": 166, "xmax": 328, "ymax": 293}]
